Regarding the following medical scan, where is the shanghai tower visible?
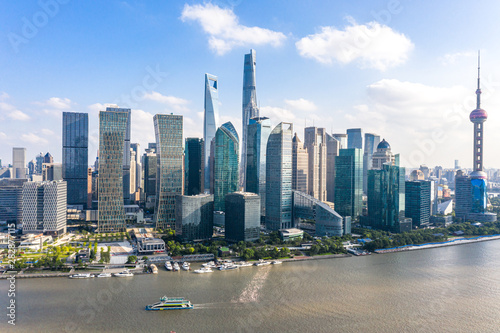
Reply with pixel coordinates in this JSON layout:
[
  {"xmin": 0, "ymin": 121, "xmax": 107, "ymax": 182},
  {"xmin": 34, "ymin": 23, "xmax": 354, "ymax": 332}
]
[
  {"xmin": 241, "ymin": 49, "xmax": 259, "ymax": 189},
  {"xmin": 204, "ymin": 73, "xmax": 219, "ymax": 192}
]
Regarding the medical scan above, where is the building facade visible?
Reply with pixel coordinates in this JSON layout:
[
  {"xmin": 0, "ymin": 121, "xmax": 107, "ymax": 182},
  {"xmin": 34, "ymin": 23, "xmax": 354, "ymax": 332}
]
[
  {"xmin": 405, "ymin": 180, "xmax": 431, "ymax": 228},
  {"xmin": 225, "ymin": 192, "xmax": 261, "ymax": 242},
  {"xmin": 98, "ymin": 110, "xmax": 128, "ymax": 233},
  {"xmin": 62, "ymin": 112, "xmax": 89, "ymax": 207},
  {"xmin": 334, "ymin": 148, "xmax": 363, "ymax": 218},
  {"xmin": 13, "ymin": 147, "xmax": 26, "ymax": 179},
  {"xmin": 0, "ymin": 178, "xmax": 26, "ymax": 224},
  {"xmin": 154, "ymin": 114, "xmax": 184, "ymax": 230},
  {"xmin": 363, "ymin": 133, "xmax": 380, "ymax": 194},
  {"xmin": 204, "ymin": 73, "xmax": 219, "ymax": 191},
  {"xmin": 326, "ymin": 134, "xmax": 340, "ymax": 203},
  {"xmin": 292, "ymin": 133, "xmax": 308, "ymax": 193},
  {"xmin": 213, "ymin": 122, "xmax": 239, "ymax": 212},
  {"xmin": 175, "ymin": 194, "xmax": 213, "ymax": 241},
  {"xmin": 266, "ymin": 122, "xmax": 293, "ymax": 231},
  {"xmin": 185, "ymin": 138, "xmax": 204, "ymax": 196},
  {"xmin": 304, "ymin": 127, "xmax": 327, "ymax": 201},
  {"xmin": 347, "ymin": 128, "xmax": 363, "ymax": 149}
]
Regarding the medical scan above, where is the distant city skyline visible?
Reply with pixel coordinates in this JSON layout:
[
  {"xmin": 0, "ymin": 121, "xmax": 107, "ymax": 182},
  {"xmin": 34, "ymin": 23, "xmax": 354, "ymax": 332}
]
[{"xmin": 2, "ymin": 1, "xmax": 500, "ymax": 169}]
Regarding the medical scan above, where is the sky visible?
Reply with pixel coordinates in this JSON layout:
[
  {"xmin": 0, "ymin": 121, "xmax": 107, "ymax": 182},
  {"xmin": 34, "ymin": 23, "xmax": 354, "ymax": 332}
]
[{"xmin": 1, "ymin": 0, "xmax": 500, "ymax": 169}]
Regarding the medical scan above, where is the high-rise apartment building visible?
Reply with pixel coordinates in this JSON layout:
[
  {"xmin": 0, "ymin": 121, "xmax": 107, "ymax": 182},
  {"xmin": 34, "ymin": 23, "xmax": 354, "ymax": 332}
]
[
  {"xmin": 185, "ymin": 138, "xmax": 204, "ymax": 196},
  {"xmin": 225, "ymin": 192, "xmax": 261, "ymax": 242},
  {"xmin": 304, "ymin": 127, "xmax": 327, "ymax": 201},
  {"xmin": 154, "ymin": 114, "xmax": 184, "ymax": 230},
  {"xmin": 334, "ymin": 148, "xmax": 363, "ymax": 218},
  {"xmin": 204, "ymin": 74, "xmax": 219, "ymax": 192},
  {"xmin": 363, "ymin": 133, "xmax": 380, "ymax": 194},
  {"xmin": 213, "ymin": 122, "xmax": 239, "ymax": 212},
  {"xmin": 22, "ymin": 180, "xmax": 67, "ymax": 235},
  {"xmin": 347, "ymin": 128, "xmax": 363, "ymax": 150},
  {"xmin": 62, "ymin": 112, "xmax": 89, "ymax": 207},
  {"xmin": 241, "ymin": 49, "xmax": 259, "ymax": 190},
  {"xmin": 292, "ymin": 133, "xmax": 308, "ymax": 193},
  {"xmin": 13, "ymin": 147, "xmax": 26, "ymax": 179},
  {"xmin": 98, "ymin": 110, "xmax": 128, "ymax": 233},
  {"xmin": 266, "ymin": 122, "xmax": 293, "ymax": 231}
]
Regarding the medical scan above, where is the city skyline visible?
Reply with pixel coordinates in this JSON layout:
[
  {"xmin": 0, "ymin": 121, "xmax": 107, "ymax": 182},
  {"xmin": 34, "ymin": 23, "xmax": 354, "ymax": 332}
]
[{"xmin": 2, "ymin": 1, "xmax": 500, "ymax": 169}]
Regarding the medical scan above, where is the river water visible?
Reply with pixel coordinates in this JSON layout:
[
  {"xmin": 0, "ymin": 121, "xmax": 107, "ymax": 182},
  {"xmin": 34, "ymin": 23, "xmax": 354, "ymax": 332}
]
[{"xmin": 2, "ymin": 240, "xmax": 500, "ymax": 333}]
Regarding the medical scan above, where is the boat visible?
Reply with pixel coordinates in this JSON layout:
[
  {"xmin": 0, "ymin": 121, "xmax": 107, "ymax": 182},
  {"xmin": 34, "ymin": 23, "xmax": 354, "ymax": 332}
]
[
  {"xmin": 95, "ymin": 273, "xmax": 112, "ymax": 278},
  {"xmin": 172, "ymin": 262, "xmax": 180, "ymax": 271},
  {"xmin": 235, "ymin": 261, "xmax": 253, "ymax": 268},
  {"xmin": 69, "ymin": 273, "xmax": 93, "ymax": 279},
  {"xmin": 254, "ymin": 260, "xmax": 271, "ymax": 266},
  {"xmin": 181, "ymin": 262, "xmax": 190, "ymax": 271},
  {"xmin": 272, "ymin": 260, "xmax": 283, "ymax": 265},
  {"xmin": 165, "ymin": 261, "xmax": 173, "ymax": 271},
  {"xmin": 145, "ymin": 296, "xmax": 193, "ymax": 311},
  {"xmin": 193, "ymin": 267, "xmax": 213, "ymax": 274},
  {"xmin": 219, "ymin": 263, "xmax": 238, "ymax": 271},
  {"xmin": 113, "ymin": 269, "xmax": 134, "ymax": 277},
  {"xmin": 150, "ymin": 264, "xmax": 158, "ymax": 274},
  {"xmin": 202, "ymin": 261, "xmax": 216, "ymax": 268}
]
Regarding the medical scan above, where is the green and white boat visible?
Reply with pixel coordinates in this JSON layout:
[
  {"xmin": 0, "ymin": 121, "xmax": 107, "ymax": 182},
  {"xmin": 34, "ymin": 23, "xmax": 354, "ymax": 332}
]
[{"xmin": 145, "ymin": 296, "xmax": 193, "ymax": 311}]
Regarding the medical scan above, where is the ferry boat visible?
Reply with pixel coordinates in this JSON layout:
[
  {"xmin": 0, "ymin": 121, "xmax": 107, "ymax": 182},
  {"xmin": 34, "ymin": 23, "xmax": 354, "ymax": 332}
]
[
  {"xmin": 254, "ymin": 260, "xmax": 271, "ymax": 266},
  {"xmin": 150, "ymin": 264, "xmax": 158, "ymax": 274},
  {"xmin": 95, "ymin": 273, "xmax": 112, "ymax": 278},
  {"xmin": 113, "ymin": 269, "xmax": 134, "ymax": 277},
  {"xmin": 69, "ymin": 273, "xmax": 93, "ymax": 279},
  {"xmin": 181, "ymin": 262, "xmax": 190, "ymax": 271},
  {"xmin": 272, "ymin": 260, "xmax": 283, "ymax": 265},
  {"xmin": 145, "ymin": 296, "xmax": 193, "ymax": 311},
  {"xmin": 219, "ymin": 263, "xmax": 238, "ymax": 271},
  {"xmin": 165, "ymin": 261, "xmax": 173, "ymax": 271},
  {"xmin": 172, "ymin": 262, "xmax": 180, "ymax": 271},
  {"xmin": 193, "ymin": 267, "xmax": 213, "ymax": 274}
]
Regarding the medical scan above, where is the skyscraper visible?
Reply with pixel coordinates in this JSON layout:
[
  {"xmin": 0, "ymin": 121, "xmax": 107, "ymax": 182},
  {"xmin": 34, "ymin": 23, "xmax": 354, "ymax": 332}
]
[
  {"xmin": 225, "ymin": 192, "xmax": 261, "ymax": 242},
  {"xmin": 332, "ymin": 133, "xmax": 347, "ymax": 149},
  {"xmin": 304, "ymin": 127, "xmax": 327, "ymax": 201},
  {"xmin": 105, "ymin": 106, "xmax": 131, "ymax": 203},
  {"xmin": 142, "ymin": 148, "xmax": 157, "ymax": 208},
  {"xmin": 154, "ymin": 114, "xmax": 184, "ymax": 230},
  {"xmin": 0, "ymin": 178, "xmax": 26, "ymax": 224},
  {"xmin": 405, "ymin": 180, "xmax": 431, "ymax": 228},
  {"xmin": 363, "ymin": 133, "xmax": 380, "ymax": 194},
  {"xmin": 246, "ymin": 117, "xmax": 271, "ymax": 216},
  {"xmin": 334, "ymin": 148, "xmax": 363, "ymax": 218},
  {"xmin": 372, "ymin": 139, "xmax": 395, "ymax": 169},
  {"xmin": 13, "ymin": 147, "xmax": 26, "ymax": 179},
  {"xmin": 266, "ymin": 122, "xmax": 293, "ymax": 231},
  {"xmin": 241, "ymin": 49, "xmax": 259, "ymax": 189},
  {"xmin": 185, "ymin": 138, "xmax": 204, "ymax": 196},
  {"xmin": 346, "ymin": 128, "xmax": 363, "ymax": 150},
  {"xmin": 175, "ymin": 194, "xmax": 213, "ymax": 241},
  {"xmin": 62, "ymin": 112, "xmax": 89, "ymax": 207},
  {"xmin": 98, "ymin": 110, "xmax": 128, "ymax": 233},
  {"xmin": 325, "ymin": 134, "xmax": 340, "ymax": 202},
  {"xmin": 130, "ymin": 143, "xmax": 142, "ymax": 193},
  {"xmin": 213, "ymin": 122, "xmax": 239, "ymax": 212},
  {"xmin": 292, "ymin": 133, "xmax": 308, "ymax": 193},
  {"xmin": 204, "ymin": 74, "xmax": 219, "ymax": 192}
]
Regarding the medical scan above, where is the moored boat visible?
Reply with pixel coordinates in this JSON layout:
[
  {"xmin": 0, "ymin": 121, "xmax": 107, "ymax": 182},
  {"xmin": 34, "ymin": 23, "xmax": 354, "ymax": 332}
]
[
  {"xmin": 202, "ymin": 261, "xmax": 216, "ymax": 268},
  {"xmin": 113, "ymin": 269, "xmax": 134, "ymax": 277},
  {"xmin": 219, "ymin": 263, "xmax": 238, "ymax": 271},
  {"xmin": 95, "ymin": 272, "xmax": 112, "ymax": 278},
  {"xmin": 181, "ymin": 262, "xmax": 190, "ymax": 271},
  {"xmin": 235, "ymin": 261, "xmax": 253, "ymax": 267},
  {"xmin": 145, "ymin": 296, "xmax": 193, "ymax": 311},
  {"xmin": 69, "ymin": 273, "xmax": 93, "ymax": 279},
  {"xmin": 193, "ymin": 267, "xmax": 213, "ymax": 274},
  {"xmin": 165, "ymin": 261, "xmax": 173, "ymax": 271},
  {"xmin": 272, "ymin": 260, "xmax": 282, "ymax": 265},
  {"xmin": 254, "ymin": 260, "xmax": 271, "ymax": 266},
  {"xmin": 150, "ymin": 264, "xmax": 158, "ymax": 274},
  {"xmin": 172, "ymin": 262, "xmax": 180, "ymax": 271}
]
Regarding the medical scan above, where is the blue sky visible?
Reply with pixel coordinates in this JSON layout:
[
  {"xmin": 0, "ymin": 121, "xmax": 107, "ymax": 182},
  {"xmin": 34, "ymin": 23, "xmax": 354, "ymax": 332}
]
[{"xmin": 1, "ymin": 0, "xmax": 500, "ymax": 169}]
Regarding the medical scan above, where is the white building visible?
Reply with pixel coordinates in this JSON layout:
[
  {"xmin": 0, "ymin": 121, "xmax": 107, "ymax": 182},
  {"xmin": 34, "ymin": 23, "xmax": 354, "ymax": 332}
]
[{"xmin": 22, "ymin": 181, "xmax": 67, "ymax": 235}]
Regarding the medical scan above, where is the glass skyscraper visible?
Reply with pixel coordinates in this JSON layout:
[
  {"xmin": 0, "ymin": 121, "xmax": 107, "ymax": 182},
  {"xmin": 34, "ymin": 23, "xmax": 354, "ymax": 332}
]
[
  {"xmin": 185, "ymin": 138, "xmax": 204, "ymax": 195},
  {"xmin": 405, "ymin": 180, "xmax": 431, "ymax": 227},
  {"xmin": 12, "ymin": 147, "xmax": 26, "ymax": 179},
  {"xmin": 213, "ymin": 122, "xmax": 239, "ymax": 212},
  {"xmin": 346, "ymin": 128, "xmax": 363, "ymax": 149},
  {"xmin": 363, "ymin": 133, "xmax": 380, "ymax": 194},
  {"xmin": 98, "ymin": 110, "xmax": 128, "ymax": 233},
  {"xmin": 241, "ymin": 49, "xmax": 259, "ymax": 189},
  {"xmin": 266, "ymin": 122, "xmax": 293, "ymax": 231},
  {"xmin": 246, "ymin": 117, "xmax": 271, "ymax": 216},
  {"xmin": 62, "ymin": 112, "xmax": 88, "ymax": 207},
  {"xmin": 325, "ymin": 134, "xmax": 340, "ymax": 203},
  {"xmin": 204, "ymin": 74, "xmax": 219, "ymax": 192},
  {"xmin": 225, "ymin": 192, "xmax": 261, "ymax": 242},
  {"xmin": 154, "ymin": 114, "xmax": 184, "ymax": 230},
  {"xmin": 334, "ymin": 148, "xmax": 363, "ymax": 218}
]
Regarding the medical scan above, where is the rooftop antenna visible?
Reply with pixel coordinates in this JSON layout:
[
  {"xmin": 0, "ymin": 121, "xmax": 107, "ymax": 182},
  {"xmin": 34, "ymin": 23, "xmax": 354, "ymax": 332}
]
[{"xmin": 476, "ymin": 50, "xmax": 481, "ymax": 109}]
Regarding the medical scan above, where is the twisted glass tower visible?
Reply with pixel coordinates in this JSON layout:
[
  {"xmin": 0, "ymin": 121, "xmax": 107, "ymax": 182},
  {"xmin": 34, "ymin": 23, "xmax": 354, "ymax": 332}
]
[
  {"xmin": 204, "ymin": 74, "xmax": 219, "ymax": 192},
  {"xmin": 154, "ymin": 114, "xmax": 184, "ymax": 230},
  {"xmin": 241, "ymin": 49, "xmax": 259, "ymax": 189}
]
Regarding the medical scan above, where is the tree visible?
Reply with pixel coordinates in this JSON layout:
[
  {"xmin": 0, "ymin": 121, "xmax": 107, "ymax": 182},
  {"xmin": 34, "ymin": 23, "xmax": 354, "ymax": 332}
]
[
  {"xmin": 127, "ymin": 255, "xmax": 137, "ymax": 264},
  {"xmin": 241, "ymin": 248, "xmax": 255, "ymax": 261}
]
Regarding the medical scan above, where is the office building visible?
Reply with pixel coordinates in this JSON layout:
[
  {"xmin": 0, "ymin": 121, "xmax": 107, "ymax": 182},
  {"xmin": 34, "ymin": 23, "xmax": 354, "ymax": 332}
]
[
  {"xmin": 185, "ymin": 138, "xmax": 204, "ymax": 195},
  {"xmin": 35, "ymin": 153, "xmax": 44, "ymax": 175},
  {"xmin": 213, "ymin": 122, "xmax": 239, "ymax": 212},
  {"xmin": 304, "ymin": 127, "xmax": 327, "ymax": 201},
  {"xmin": 28, "ymin": 160, "xmax": 35, "ymax": 175},
  {"xmin": 409, "ymin": 169, "xmax": 425, "ymax": 181},
  {"xmin": 332, "ymin": 133, "xmax": 347, "ymax": 149},
  {"xmin": 266, "ymin": 122, "xmax": 293, "ymax": 231},
  {"xmin": 225, "ymin": 192, "xmax": 261, "ymax": 242},
  {"xmin": 455, "ymin": 170, "xmax": 471, "ymax": 220},
  {"xmin": 326, "ymin": 134, "xmax": 340, "ymax": 202},
  {"xmin": 143, "ymin": 149, "xmax": 157, "ymax": 207},
  {"xmin": 62, "ymin": 112, "xmax": 89, "ymax": 207},
  {"xmin": 154, "ymin": 114, "xmax": 184, "ymax": 230},
  {"xmin": 241, "ymin": 49, "xmax": 259, "ymax": 190},
  {"xmin": 0, "ymin": 178, "xmax": 26, "ymax": 224},
  {"xmin": 175, "ymin": 194, "xmax": 214, "ymax": 241},
  {"xmin": 292, "ymin": 133, "xmax": 308, "ymax": 193},
  {"xmin": 204, "ymin": 73, "xmax": 219, "ymax": 191},
  {"xmin": 22, "ymin": 180, "xmax": 67, "ymax": 235},
  {"xmin": 98, "ymin": 109, "xmax": 128, "ymax": 233},
  {"xmin": 347, "ymin": 128, "xmax": 362, "ymax": 149},
  {"xmin": 372, "ymin": 139, "xmax": 395, "ymax": 169},
  {"xmin": 334, "ymin": 148, "xmax": 363, "ymax": 218},
  {"xmin": 42, "ymin": 163, "xmax": 62, "ymax": 181},
  {"xmin": 363, "ymin": 133, "xmax": 380, "ymax": 193},
  {"xmin": 13, "ymin": 147, "xmax": 26, "ymax": 179},
  {"xmin": 130, "ymin": 143, "xmax": 142, "ymax": 193},
  {"xmin": 405, "ymin": 181, "xmax": 431, "ymax": 228}
]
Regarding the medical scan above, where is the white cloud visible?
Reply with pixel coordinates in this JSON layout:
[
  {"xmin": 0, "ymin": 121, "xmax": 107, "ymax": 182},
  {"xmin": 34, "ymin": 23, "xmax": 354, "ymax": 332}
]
[
  {"xmin": 131, "ymin": 109, "xmax": 155, "ymax": 146},
  {"xmin": 0, "ymin": 93, "xmax": 31, "ymax": 121},
  {"xmin": 284, "ymin": 98, "xmax": 317, "ymax": 112},
  {"xmin": 260, "ymin": 106, "xmax": 297, "ymax": 124},
  {"xmin": 181, "ymin": 3, "xmax": 286, "ymax": 55},
  {"xmin": 45, "ymin": 97, "xmax": 72, "ymax": 109},
  {"xmin": 143, "ymin": 91, "xmax": 190, "ymax": 112},
  {"xmin": 296, "ymin": 18, "xmax": 414, "ymax": 71},
  {"xmin": 440, "ymin": 51, "xmax": 476, "ymax": 65},
  {"xmin": 21, "ymin": 133, "xmax": 48, "ymax": 145},
  {"xmin": 41, "ymin": 128, "xmax": 55, "ymax": 136}
]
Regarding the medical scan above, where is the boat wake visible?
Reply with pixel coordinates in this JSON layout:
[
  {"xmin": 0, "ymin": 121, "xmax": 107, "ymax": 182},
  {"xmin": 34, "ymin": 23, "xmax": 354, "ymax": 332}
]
[{"xmin": 232, "ymin": 266, "xmax": 271, "ymax": 303}]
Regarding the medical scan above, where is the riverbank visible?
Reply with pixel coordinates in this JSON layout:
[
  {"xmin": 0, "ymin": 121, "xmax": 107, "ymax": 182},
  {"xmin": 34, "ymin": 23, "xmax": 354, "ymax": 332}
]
[{"xmin": 374, "ymin": 234, "xmax": 500, "ymax": 253}]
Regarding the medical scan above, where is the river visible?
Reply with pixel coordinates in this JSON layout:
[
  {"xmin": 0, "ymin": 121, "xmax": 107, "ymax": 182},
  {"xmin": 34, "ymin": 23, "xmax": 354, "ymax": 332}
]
[{"xmin": 2, "ymin": 239, "xmax": 500, "ymax": 332}]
